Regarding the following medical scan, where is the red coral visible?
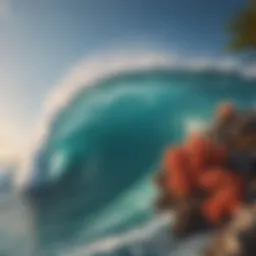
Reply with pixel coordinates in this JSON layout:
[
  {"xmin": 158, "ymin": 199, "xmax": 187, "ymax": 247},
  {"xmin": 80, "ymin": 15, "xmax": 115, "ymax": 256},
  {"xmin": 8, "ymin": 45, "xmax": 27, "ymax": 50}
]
[
  {"xmin": 199, "ymin": 167, "xmax": 244, "ymax": 224},
  {"xmin": 163, "ymin": 147, "xmax": 193, "ymax": 199},
  {"xmin": 160, "ymin": 134, "xmax": 244, "ymax": 225}
]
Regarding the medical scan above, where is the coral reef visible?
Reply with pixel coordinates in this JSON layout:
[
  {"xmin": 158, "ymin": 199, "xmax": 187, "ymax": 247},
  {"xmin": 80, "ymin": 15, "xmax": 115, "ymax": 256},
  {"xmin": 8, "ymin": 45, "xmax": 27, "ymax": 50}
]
[{"xmin": 155, "ymin": 102, "xmax": 256, "ymax": 254}]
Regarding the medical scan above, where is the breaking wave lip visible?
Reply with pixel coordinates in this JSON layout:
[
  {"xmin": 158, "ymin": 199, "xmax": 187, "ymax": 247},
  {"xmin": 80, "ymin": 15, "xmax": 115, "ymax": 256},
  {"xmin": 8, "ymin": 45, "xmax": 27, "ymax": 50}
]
[
  {"xmin": 15, "ymin": 49, "xmax": 256, "ymax": 189},
  {"xmin": 59, "ymin": 213, "xmax": 173, "ymax": 256}
]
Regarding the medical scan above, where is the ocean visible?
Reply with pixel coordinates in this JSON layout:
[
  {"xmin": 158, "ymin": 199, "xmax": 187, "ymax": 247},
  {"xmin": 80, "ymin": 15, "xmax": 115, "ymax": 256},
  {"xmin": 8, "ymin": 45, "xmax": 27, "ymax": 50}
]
[{"xmin": 1, "ymin": 58, "xmax": 255, "ymax": 255}]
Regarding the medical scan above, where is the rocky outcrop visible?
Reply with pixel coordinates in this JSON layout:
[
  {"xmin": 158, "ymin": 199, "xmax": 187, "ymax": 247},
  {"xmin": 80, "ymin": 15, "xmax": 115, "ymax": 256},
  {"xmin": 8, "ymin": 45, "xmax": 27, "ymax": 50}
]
[{"xmin": 205, "ymin": 204, "xmax": 256, "ymax": 256}]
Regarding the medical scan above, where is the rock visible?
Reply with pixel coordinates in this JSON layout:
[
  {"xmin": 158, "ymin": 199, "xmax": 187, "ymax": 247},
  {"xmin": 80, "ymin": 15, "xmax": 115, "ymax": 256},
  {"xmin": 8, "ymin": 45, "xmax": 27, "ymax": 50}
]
[
  {"xmin": 227, "ymin": 152, "xmax": 255, "ymax": 175},
  {"xmin": 205, "ymin": 204, "xmax": 256, "ymax": 256},
  {"xmin": 155, "ymin": 172, "xmax": 177, "ymax": 211},
  {"xmin": 209, "ymin": 108, "xmax": 256, "ymax": 154},
  {"xmin": 156, "ymin": 191, "xmax": 176, "ymax": 211},
  {"xmin": 172, "ymin": 197, "xmax": 211, "ymax": 239},
  {"xmin": 244, "ymin": 178, "xmax": 256, "ymax": 203}
]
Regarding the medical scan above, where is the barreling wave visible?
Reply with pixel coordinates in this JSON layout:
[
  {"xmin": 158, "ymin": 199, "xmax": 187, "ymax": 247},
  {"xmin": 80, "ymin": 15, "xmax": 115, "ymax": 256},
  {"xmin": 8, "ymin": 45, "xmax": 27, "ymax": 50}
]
[
  {"xmin": 13, "ymin": 49, "xmax": 256, "ymax": 254},
  {"xmin": 15, "ymin": 49, "xmax": 256, "ymax": 189}
]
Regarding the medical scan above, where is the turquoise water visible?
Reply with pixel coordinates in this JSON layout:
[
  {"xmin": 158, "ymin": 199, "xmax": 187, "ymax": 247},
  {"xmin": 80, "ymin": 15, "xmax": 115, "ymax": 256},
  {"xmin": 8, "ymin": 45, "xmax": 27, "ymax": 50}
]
[{"xmin": 2, "ymin": 69, "xmax": 256, "ymax": 255}]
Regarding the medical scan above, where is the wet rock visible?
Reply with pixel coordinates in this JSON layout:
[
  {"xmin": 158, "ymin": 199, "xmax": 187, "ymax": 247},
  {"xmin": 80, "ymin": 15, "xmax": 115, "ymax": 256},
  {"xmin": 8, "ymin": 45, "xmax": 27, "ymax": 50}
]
[
  {"xmin": 155, "ymin": 172, "xmax": 177, "ymax": 211},
  {"xmin": 205, "ymin": 204, "xmax": 256, "ymax": 256},
  {"xmin": 209, "ymin": 109, "xmax": 256, "ymax": 154},
  {"xmin": 172, "ymin": 197, "xmax": 211, "ymax": 239},
  {"xmin": 244, "ymin": 178, "xmax": 256, "ymax": 203},
  {"xmin": 227, "ymin": 152, "xmax": 255, "ymax": 175}
]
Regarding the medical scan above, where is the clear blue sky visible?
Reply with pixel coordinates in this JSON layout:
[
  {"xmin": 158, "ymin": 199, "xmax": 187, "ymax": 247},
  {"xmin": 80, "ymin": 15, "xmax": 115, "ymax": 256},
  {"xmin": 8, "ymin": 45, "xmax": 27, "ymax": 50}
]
[{"xmin": 0, "ymin": 0, "xmax": 247, "ymax": 159}]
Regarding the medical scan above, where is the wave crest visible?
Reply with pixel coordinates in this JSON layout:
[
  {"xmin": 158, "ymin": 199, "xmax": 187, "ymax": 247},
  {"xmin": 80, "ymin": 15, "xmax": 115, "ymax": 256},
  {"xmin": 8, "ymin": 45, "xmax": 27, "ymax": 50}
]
[{"xmin": 15, "ymin": 49, "xmax": 256, "ymax": 189}]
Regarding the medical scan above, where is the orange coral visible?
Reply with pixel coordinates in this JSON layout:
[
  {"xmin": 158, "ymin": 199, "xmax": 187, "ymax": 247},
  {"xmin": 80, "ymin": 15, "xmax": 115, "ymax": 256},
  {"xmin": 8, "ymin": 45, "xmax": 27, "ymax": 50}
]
[
  {"xmin": 201, "ymin": 187, "xmax": 241, "ymax": 224},
  {"xmin": 199, "ymin": 168, "xmax": 243, "ymax": 224},
  {"xmin": 161, "ymin": 134, "xmax": 244, "ymax": 225},
  {"xmin": 163, "ymin": 147, "xmax": 193, "ymax": 199},
  {"xmin": 185, "ymin": 135, "xmax": 212, "ymax": 172}
]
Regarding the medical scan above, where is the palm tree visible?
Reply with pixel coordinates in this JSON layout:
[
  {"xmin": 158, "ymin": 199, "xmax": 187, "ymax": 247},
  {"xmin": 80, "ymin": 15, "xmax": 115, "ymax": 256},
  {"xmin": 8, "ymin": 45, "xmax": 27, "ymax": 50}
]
[{"xmin": 227, "ymin": 1, "xmax": 256, "ymax": 53}]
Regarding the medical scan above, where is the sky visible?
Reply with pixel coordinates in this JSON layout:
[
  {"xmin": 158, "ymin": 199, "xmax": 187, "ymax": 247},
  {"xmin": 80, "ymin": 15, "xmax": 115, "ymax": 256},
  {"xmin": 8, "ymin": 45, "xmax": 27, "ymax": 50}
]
[{"xmin": 0, "ymin": 0, "xmax": 248, "ymax": 162}]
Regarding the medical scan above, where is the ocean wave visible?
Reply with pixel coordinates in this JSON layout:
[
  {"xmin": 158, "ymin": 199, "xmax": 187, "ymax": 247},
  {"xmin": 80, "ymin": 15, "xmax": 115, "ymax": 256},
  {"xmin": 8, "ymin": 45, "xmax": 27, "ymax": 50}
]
[
  {"xmin": 72, "ymin": 176, "xmax": 156, "ymax": 240},
  {"xmin": 59, "ymin": 213, "xmax": 173, "ymax": 256},
  {"xmin": 8, "ymin": 49, "xmax": 256, "ymax": 255},
  {"xmin": 59, "ymin": 212, "xmax": 211, "ymax": 256},
  {"xmin": 15, "ymin": 49, "xmax": 256, "ymax": 189}
]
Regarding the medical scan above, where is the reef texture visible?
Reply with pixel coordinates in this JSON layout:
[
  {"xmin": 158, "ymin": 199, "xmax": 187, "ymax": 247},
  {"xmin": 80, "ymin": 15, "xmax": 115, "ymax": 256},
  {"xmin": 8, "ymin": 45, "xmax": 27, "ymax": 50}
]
[{"xmin": 156, "ymin": 102, "xmax": 256, "ymax": 255}]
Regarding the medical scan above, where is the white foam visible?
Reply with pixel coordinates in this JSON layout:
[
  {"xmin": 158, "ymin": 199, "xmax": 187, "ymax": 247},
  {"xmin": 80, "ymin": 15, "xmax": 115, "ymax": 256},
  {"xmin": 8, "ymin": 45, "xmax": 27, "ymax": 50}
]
[
  {"xmin": 59, "ymin": 213, "xmax": 173, "ymax": 256},
  {"xmin": 184, "ymin": 117, "xmax": 208, "ymax": 136},
  {"xmin": 241, "ymin": 64, "xmax": 256, "ymax": 79},
  {"xmin": 15, "ymin": 49, "xmax": 256, "ymax": 189}
]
